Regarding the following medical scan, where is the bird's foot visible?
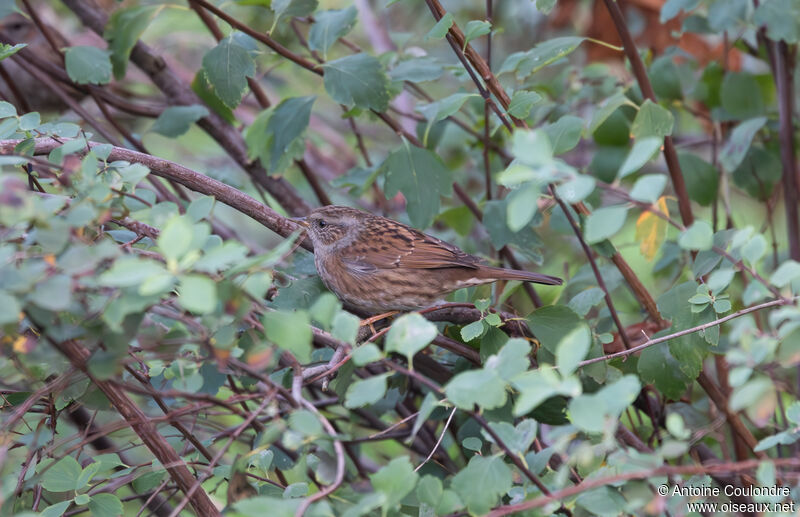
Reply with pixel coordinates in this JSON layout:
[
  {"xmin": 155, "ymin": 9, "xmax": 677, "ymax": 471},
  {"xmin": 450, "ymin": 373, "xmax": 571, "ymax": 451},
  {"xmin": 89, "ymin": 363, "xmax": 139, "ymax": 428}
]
[{"xmin": 359, "ymin": 311, "xmax": 400, "ymax": 333}]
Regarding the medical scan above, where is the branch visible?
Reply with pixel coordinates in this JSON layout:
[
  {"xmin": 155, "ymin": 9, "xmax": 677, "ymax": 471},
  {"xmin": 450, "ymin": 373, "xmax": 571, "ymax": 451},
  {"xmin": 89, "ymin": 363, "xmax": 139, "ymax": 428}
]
[
  {"xmin": 62, "ymin": 0, "xmax": 312, "ymax": 216},
  {"xmin": 37, "ymin": 332, "xmax": 220, "ymax": 516},
  {"xmin": 577, "ymin": 298, "xmax": 792, "ymax": 368},
  {"xmin": 600, "ymin": 0, "xmax": 693, "ymax": 228},
  {"xmin": 0, "ymin": 137, "xmax": 310, "ymax": 249},
  {"xmin": 488, "ymin": 456, "xmax": 800, "ymax": 516},
  {"xmin": 551, "ymin": 186, "xmax": 632, "ymax": 349}
]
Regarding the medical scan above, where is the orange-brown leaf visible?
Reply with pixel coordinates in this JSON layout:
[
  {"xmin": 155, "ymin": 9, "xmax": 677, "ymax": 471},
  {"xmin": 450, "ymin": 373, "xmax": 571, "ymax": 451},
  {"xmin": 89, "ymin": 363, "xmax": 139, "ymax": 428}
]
[{"xmin": 635, "ymin": 196, "xmax": 669, "ymax": 261}]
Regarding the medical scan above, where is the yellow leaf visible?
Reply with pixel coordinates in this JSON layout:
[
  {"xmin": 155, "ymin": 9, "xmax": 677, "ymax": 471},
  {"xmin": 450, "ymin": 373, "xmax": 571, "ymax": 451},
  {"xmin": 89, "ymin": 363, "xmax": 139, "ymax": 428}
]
[{"xmin": 635, "ymin": 196, "xmax": 669, "ymax": 261}]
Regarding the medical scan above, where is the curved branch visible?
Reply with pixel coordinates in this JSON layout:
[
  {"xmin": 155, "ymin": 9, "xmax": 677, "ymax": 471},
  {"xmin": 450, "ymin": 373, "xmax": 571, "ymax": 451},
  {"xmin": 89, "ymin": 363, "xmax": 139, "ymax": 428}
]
[{"xmin": 0, "ymin": 137, "xmax": 310, "ymax": 249}]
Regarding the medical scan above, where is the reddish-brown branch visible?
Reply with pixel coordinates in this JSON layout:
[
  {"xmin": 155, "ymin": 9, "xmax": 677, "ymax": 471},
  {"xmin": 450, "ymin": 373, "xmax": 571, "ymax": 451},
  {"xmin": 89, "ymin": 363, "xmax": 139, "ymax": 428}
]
[
  {"xmin": 771, "ymin": 40, "xmax": 800, "ymax": 261},
  {"xmin": 62, "ymin": 0, "xmax": 312, "ymax": 216},
  {"xmin": 551, "ymin": 188, "xmax": 632, "ymax": 349},
  {"xmin": 38, "ymin": 332, "xmax": 220, "ymax": 516},
  {"xmin": 489, "ymin": 456, "xmax": 800, "ymax": 516},
  {"xmin": 600, "ymin": 0, "xmax": 693, "ymax": 228}
]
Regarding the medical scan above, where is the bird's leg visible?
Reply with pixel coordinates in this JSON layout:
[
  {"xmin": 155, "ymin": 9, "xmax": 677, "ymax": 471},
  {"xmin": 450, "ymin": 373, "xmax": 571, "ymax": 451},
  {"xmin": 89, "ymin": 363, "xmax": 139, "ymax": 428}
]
[{"xmin": 359, "ymin": 311, "xmax": 400, "ymax": 332}]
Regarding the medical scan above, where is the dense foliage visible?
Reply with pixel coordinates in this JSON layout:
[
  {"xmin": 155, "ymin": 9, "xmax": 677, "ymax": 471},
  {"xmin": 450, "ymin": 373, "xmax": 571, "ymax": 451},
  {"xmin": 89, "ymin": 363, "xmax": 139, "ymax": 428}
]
[{"xmin": 1, "ymin": 0, "xmax": 800, "ymax": 515}]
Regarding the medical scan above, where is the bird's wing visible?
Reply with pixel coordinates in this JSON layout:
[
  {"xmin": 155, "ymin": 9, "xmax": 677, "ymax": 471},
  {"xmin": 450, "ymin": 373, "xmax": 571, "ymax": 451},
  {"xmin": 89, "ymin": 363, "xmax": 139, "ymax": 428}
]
[{"xmin": 341, "ymin": 220, "xmax": 481, "ymax": 271}]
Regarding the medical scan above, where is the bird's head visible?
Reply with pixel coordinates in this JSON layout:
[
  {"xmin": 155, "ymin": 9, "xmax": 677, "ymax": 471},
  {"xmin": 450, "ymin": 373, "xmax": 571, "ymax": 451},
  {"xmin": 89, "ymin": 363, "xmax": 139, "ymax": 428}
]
[{"xmin": 295, "ymin": 205, "xmax": 367, "ymax": 250}]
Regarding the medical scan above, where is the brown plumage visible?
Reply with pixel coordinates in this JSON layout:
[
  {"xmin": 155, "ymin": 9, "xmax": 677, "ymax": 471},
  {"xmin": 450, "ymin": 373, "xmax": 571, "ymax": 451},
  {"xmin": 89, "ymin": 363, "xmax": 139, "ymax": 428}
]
[{"xmin": 297, "ymin": 205, "xmax": 562, "ymax": 313}]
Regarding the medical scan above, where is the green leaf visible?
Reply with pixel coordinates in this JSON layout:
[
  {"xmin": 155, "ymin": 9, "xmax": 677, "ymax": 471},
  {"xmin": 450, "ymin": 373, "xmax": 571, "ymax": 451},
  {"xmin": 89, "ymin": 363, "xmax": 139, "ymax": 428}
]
[
  {"xmin": 388, "ymin": 56, "xmax": 443, "ymax": 83},
  {"xmin": 40, "ymin": 501, "xmax": 72, "ymax": 517},
  {"xmin": 309, "ymin": 6, "xmax": 356, "ymax": 58},
  {"xmin": 289, "ymin": 409, "xmax": 323, "ymax": 436},
  {"xmin": 770, "ymin": 260, "xmax": 800, "ymax": 287},
  {"xmin": 202, "ymin": 34, "xmax": 255, "ymax": 109},
  {"xmin": 754, "ymin": 0, "xmax": 800, "ymax": 43},
  {"xmin": 383, "ymin": 142, "xmax": 453, "ymax": 228},
  {"xmin": 451, "ymin": 455, "xmax": 512, "ymax": 516},
  {"xmin": 486, "ymin": 338, "xmax": 531, "ymax": 381},
  {"xmin": 590, "ymin": 91, "xmax": 632, "ymax": 134},
  {"xmin": 104, "ymin": 5, "xmax": 164, "ymax": 79},
  {"xmin": 18, "ymin": 112, "xmax": 40, "ymax": 131},
  {"xmin": 506, "ymin": 182, "xmax": 540, "ymax": 232},
  {"xmin": 417, "ymin": 475, "xmax": 443, "ymax": 508},
  {"xmin": 151, "ymin": 105, "xmax": 209, "ymax": 137},
  {"xmin": 631, "ymin": 100, "xmax": 674, "ymax": 139},
  {"xmin": 264, "ymin": 96, "xmax": 315, "ymax": 172},
  {"xmin": 385, "ymin": 312, "xmax": 438, "ymax": 363},
  {"xmin": 638, "ymin": 338, "xmax": 692, "ymax": 399},
  {"xmin": 511, "ymin": 128, "xmax": 554, "ymax": 167},
  {"xmin": 87, "ymin": 493, "xmax": 123, "ymax": 517},
  {"xmin": 0, "ymin": 291, "xmax": 20, "ymax": 325},
  {"xmin": 678, "ymin": 221, "xmax": 713, "ymax": 251},
  {"xmin": 178, "ymin": 275, "xmax": 217, "ymax": 314},
  {"xmin": 351, "ymin": 343, "xmax": 382, "ymax": 366},
  {"xmin": 678, "ymin": 152, "xmax": 718, "ymax": 206},
  {"xmin": 417, "ymin": 92, "xmax": 479, "ymax": 144},
  {"xmin": 462, "ymin": 436, "xmax": 482, "ymax": 451},
  {"xmin": 556, "ymin": 175, "xmax": 595, "ymax": 203},
  {"xmin": 270, "ymin": 0, "xmax": 318, "ymax": 33},
  {"xmin": 707, "ymin": 268, "xmax": 735, "ymax": 294},
  {"xmin": 732, "ymin": 146, "xmax": 782, "ymax": 200},
  {"xmin": 460, "ymin": 320, "xmax": 486, "ymax": 342},
  {"xmin": 28, "ymin": 274, "xmax": 71, "ymax": 311},
  {"xmin": 498, "ymin": 37, "xmax": 585, "ymax": 79},
  {"xmin": 568, "ymin": 287, "xmax": 606, "ymax": 317},
  {"xmin": 99, "ymin": 257, "xmax": 167, "ymax": 287},
  {"xmin": 42, "ymin": 456, "xmax": 82, "ymax": 492},
  {"xmin": 157, "ymin": 215, "xmax": 194, "ymax": 262},
  {"xmin": 192, "ymin": 69, "xmax": 235, "ymax": 123},
  {"xmin": 64, "ymin": 46, "xmax": 112, "ymax": 85},
  {"xmin": 462, "ymin": 20, "xmax": 491, "ymax": 49},
  {"xmin": 445, "ymin": 369, "xmax": 506, "ymax": 410},
  {"xmin": 584, "ymin": 205, "xmax": 629, "ymax": 244},
  {"xmin": 488, "ymin": 419, "xmax": 537, "ymax": 454},
  {"xmin": 322, "ymin": 53, "xmax": 390, "ymax": 111},
  {"xmin": 0, "ymin": 43, "xmax": 25, "ymax": 61},
  {"xmin": 661, "ymin": 0, "xmax": 699, "ymax": 22},
  {"xmin": 618, "ymin": 136, "xmax": 662, "ymax": 178},
  {"xmin": 0, "ymin": 101, "xmax": 16, "ymax": 118},
  {"xmin": 741, "ymin": 234, "xmax": 767, "ymax": 265},
  {"xmin": 730, "ymin": 376, "xmax": 774, "ymax": 411},
  {"xmin": 544, "ymin": 115, "xmax": 583, "ymax": 155},
  {"xmin": 331, "ymin": 311, "xmax": 360, "ymax": 344},
  {"xmin": 483, "ymin": 199, "xmax": 544, "ymax": 255},
  {"xmin": 719, "ymin": 117, "xmax": 767, "ymax": 172},
  {"xmin": 263, "ymin": 310, "xmax": 312, "ymax": 362},
  {"xmin": 528, "ymin": 305, "xmax": 582, "ymax": 352},
  {"xmin": 426, "ymin": 12, "xmax": 453, "ymax": 40},
  {"xmin": 536, "ymin": 0, "xmax": 558, "ymax": 14},
  {"xmin": 629, "ymin": 175, "xmax": 668, "ymax": 203},
  {"xmin": 721, "ymin": 72, "xmax": 766, "ymax": 120},
  {"xmin": 555, "ymin": 324, "xmax": 591, "ymax": 376},
  {"xmin": 370, "ymin": 457, "xmax": 419, "ymax": 509},
  {"xmin": 344, "ymin": 373, "xmax": 389, "ymax": 408},
  {"xmin": 507, "ymin": 90, "xmax": 542, "ymax": 119},
  {"xmin": 650, "ymin": 56, "xmax": 683, "ymax": 100}
]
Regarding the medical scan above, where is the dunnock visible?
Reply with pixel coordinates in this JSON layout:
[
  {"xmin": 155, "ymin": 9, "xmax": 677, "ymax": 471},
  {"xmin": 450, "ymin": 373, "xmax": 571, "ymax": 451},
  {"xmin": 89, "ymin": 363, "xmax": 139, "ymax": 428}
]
[{"xmin": 296, "ymin": 205, "xmax": 562, "ymax": 313}]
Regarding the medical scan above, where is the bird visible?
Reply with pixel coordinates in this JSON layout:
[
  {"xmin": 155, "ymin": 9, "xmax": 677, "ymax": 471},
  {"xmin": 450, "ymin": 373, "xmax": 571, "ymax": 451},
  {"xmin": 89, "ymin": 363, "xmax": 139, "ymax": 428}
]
[{"xmin": 294, "ymin": 205, "xmax": 562, "ymax": 314}]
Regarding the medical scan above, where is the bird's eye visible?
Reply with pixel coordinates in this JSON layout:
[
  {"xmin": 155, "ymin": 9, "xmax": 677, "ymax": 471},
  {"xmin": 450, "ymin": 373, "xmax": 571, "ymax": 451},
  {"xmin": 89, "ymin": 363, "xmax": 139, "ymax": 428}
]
[{"xmin": 317, "ymin": 220, "xmax": 327, "ymax": 229}]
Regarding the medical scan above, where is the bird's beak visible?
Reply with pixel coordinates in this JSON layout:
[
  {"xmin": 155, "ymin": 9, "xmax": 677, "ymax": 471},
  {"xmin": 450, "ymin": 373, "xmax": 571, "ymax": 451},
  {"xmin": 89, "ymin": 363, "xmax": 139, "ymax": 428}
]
[{"xmin": 290, "ymin": 217, "xmax": 309, "ymax": 229}]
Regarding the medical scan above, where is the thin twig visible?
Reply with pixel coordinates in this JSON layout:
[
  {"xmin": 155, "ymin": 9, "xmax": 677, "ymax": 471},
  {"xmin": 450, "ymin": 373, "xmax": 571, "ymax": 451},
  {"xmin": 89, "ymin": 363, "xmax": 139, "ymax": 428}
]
[
  {"xmin": 415, "ymin": 406, "xmax": 456, "ymax": 471},
  {"xmin": 576, "ymin": 298, "xmax": 792, "ymax": 368}
]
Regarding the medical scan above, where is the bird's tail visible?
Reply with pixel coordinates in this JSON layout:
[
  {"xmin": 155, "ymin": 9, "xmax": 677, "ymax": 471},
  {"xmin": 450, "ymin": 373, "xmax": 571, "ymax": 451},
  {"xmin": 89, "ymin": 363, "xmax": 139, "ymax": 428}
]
[{"xmin": 479, "ymin": 266, "xmax": 563, "ymax": 286}]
